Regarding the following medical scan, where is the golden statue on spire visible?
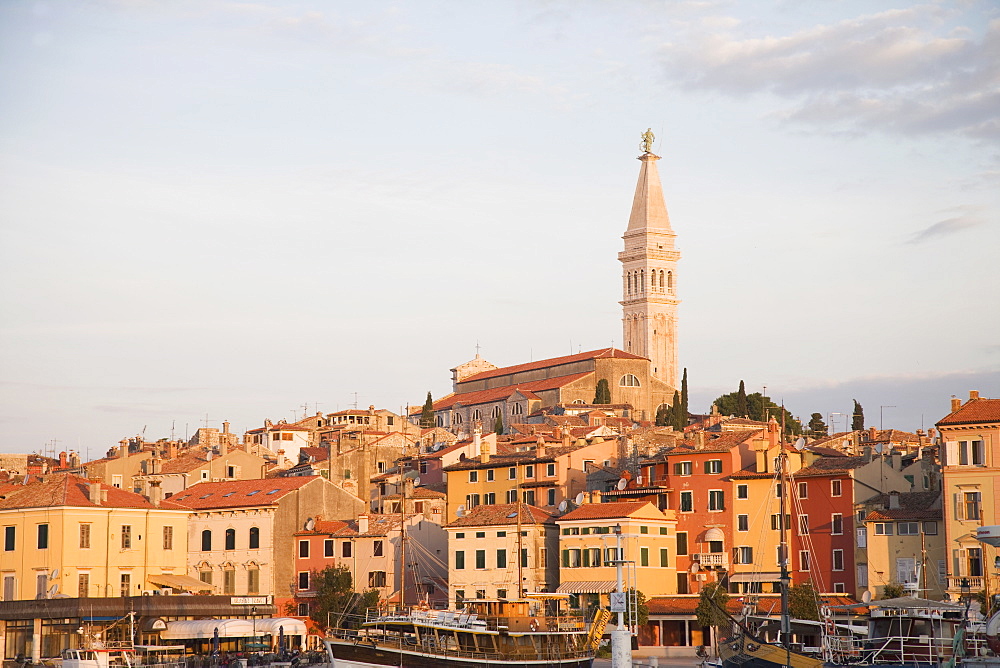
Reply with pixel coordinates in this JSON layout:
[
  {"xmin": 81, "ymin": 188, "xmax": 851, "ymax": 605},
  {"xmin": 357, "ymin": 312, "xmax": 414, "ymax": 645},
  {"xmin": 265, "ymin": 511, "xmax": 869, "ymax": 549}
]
[{"xmin": 640, "ymin": 127, "xmax": 655, "ymax": 153}]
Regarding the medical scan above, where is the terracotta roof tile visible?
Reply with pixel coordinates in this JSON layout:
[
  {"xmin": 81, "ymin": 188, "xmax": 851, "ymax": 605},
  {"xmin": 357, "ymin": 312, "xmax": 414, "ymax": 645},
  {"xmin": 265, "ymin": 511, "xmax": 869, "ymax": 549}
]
[
  {"xmin": 558, "ymin": 501, "xmax": 659, "ymax": 521},
  {"xmin": 795, "ymin": 455, "xmax": 869, "ymax": 477},
  {"xmin": 460, "ymin": 348, "xmax": 647, "ymax": 384},
  {"xmin": 169, "ymin": 476, "xmax": 317, "ymax": 509},
  {"xmin": 0, "ymin": 473, "xmax": 187, "ymax": 510},
  {"xmin": 937, "ymin": 397, "xmax": 1000, "ymax": 426},
  {"xmin": 433, "ymin": 373, "xmax": 593, "ymax": 412},
  {"xmin": 447, "ymin": 502, "xmax": 554, "ymax": 527}
]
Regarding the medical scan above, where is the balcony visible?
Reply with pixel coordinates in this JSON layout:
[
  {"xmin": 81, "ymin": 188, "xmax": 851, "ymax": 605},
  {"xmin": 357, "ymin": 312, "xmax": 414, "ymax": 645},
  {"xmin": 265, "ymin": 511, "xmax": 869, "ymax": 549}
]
[
  {"xmin": 693, "ymin": 553, "xmax": 728, "ymax": 569},
  {"xmin": 946, "ymin": 576, "xmax": 984, "ymax": 591}
]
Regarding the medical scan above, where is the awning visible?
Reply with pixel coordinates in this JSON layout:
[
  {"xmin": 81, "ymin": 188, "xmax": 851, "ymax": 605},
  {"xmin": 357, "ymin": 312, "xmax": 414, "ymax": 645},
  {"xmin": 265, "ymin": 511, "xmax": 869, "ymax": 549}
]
[
  {"xmin": 160, "ymin": 618, "xmax": 307, "ymax": 640},
  {"xmin": 729, "ymin": 572, "xmax": 781, "ymax": 583},
  {"xmin": 704, "ymin": 528, "xmax": 725, "ymax": 542},
  {"xmin": 147, "ymin": 573, "xmax": 216, "ymax": 592},
  {"xmin": 556, "ymin": 581, "xmax": 618, "ymax": 594},
  {"xmin": 254, "ymin": 618, "xmax": 308, "ymax": 637}
]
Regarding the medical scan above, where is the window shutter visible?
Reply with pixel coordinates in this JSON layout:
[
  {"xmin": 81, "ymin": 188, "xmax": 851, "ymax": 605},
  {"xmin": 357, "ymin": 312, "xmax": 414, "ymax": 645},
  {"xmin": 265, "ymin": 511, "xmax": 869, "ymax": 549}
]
[
  {"xmin": 946, "ymin": 441, "xmax": 958, "ymax": 466},
  {"xmin": 954, "ymin": 492, "xmax": 964, "ymax": 520},
  {"xmin": 704, "ymin": 461, "xmax": 711, "ymax": 474}
]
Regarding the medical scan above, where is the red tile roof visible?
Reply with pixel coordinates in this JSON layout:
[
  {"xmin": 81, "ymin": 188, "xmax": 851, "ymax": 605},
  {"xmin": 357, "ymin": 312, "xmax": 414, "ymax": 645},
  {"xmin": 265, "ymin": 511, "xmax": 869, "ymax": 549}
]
[
  {"xmin": 169, "ymin": 476, "xmax": 318, "ymax": 509},
  {"xmin": 937, "ymin": 398, "xmax": 1000, "ymax": 426},
  {"xmin": 795, "ymin": 455, "xmax": 869, "ymax": 477},
  {"xmin": 558, "ymin": 501, "xmax": 659, "ymax": 521},
  {"xmin": 447, "ymin": 503, "xmax": 553, "ymax": 527},
  {"xmin": 0, "ymin": 474, "xmax": 187, "ymax": 510},
  {"xmin": 459, "ymin": 348, "xmax": 647, "ymax": 384},
  {"xmin": 159, "ymin": 453, "xmax": 209, "ymax": 474},
  {"xmin": 433, "ymin": 373, "xmax": 593, "ymax": 411}
]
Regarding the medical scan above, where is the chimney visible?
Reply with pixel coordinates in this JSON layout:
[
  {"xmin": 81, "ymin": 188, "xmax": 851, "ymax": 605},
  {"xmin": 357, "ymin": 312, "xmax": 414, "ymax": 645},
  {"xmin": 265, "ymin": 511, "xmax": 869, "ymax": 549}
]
[
  {"xmin": 951, "ymin": 396, "xmax": 962, "ymax": 412},
  {"xmin": 89, "ymin": 481, "xmax": 102, "ymax": 505},
  {"xmin": 969, "ymin": 390, "xmax": 980, "ymax": 401},
  {"xmin": 862, "ymin": 446, "xmax": 873, "ymax": 463},
  {"xmin": 149, "ymin": 480, "xmax": 162, "ymax": 507},
  {"xmin": 889, "ymin": 491, "xmax": 900, "ymax": 509},
  {"xmin": 868, "ymin": 427, "xmax": 878, "ymax": 442},
  {"xmin": 59, "ymin": 452, "xmax": 68, "ymax": 468},
  {"xmin": 276, "ymin": 449, "xmax": 286, "ymax": 468},
  {"xmin": 151, "ymin": 454, "xmax": 160, "ymax": 475},
  {"xmin": 536, "ymin": 435, "xmax": 546, "ymax": 458},
  {"xmin": 695, "ymin": 432, "xmax": 705, "ymax": 450},
  {"xmin": 223, "ymin": 421, "xmax": 230, "ymax": 434},
  {"xmin": 562, "ymin": 432, "xmax": 572, "ymax": 449},
  {"xmin": 917, "ymin": 429, "xmax": 926, "ymax": 445},
  {"xmin": 756, "ymin": 449, "xmax": 768, "ymax": 473},
  {"xmin": 167, "ymin": 442, "xmax": 177, "ymax": 459},
  {"xmin": 358, "ymin": 514, "xmax": 369, "ymax": 534},
  {"xmin": 473, "ymin": 425, "xmax": 482, "ymax": 457},
  {"xmin": 481, "ymin": 441, "xmax": 491, "ymax": 464},
  {"xmin": 891, "ymin": 451, "xmax": 902, "ymax": 471},
  {"xmin": 553, "ymin": 426, "xmax": 561, "ymax": 438},
  {"xmin": 219, "ymin": 434, "xmax": 228, "ymax": 457},
  {"xmin": 119, "ymin": 439, "xmax": 128, "ymax": 458}
]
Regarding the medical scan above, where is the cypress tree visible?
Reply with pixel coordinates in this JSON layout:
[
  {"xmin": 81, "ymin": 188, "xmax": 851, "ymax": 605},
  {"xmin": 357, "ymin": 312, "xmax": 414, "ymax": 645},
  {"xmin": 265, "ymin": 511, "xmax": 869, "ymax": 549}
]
[
  {"xmin": 593, "ymin": 379, "xmax": 611, "ymax": 404},
  {"xmin": 419, "ymin": 392, "xmax": 434, "ymax": 429},
  {"xmin": 736, "ymin": 380, "xmax": 749, "ymax": 418},
  {"xmin": 852, "ymin": 400, "xmax": 865, "ymax": 431},
  {"xmin": 671, "ymin": 390, "xmax": 685, "ymax": 431},
  {"xmin": 494, "ymin": 413, "xmax": 504, "ymax": 435},
  {"xmin": 681, "ymin": 368, "xmax": 689, "ymax": 417},
  {"xmin": 655, "ymin": 404, "xmax": 671, "ymax": 426}
]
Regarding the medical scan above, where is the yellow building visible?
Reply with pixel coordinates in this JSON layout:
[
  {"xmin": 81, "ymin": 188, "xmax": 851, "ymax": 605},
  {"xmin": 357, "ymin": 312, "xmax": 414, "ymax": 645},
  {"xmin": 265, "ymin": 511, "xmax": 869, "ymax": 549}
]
[
  {"xmin": 554, "ymin": 501, "xmax": 677, "ymax": 612},
  {"xmin": 936, "ymin": 391, "xmax": 1000, "ymax": 598},
  {"xmin": 0, "ymin": 474, "xmax": 193, "ymax": 602}
]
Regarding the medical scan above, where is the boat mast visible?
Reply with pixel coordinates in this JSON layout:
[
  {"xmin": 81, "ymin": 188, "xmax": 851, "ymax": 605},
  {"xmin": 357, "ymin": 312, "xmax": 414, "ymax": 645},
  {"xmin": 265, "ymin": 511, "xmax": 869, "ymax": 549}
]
[
  {"xmin": 400, "ymin": 474, "xmax": 407, "ymax": 608},
  {"xmin": 516, "ymin": 464, "xmax": 524, "ymax": 597},
  {"xmin": 778, "ymin": 407, "xmax": 792, "ymax": 663}
]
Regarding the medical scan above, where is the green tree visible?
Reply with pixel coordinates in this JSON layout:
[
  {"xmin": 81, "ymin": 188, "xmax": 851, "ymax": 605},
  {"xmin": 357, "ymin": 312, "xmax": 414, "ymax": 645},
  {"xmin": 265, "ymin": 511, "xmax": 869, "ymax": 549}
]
[
  {"xmin": 670, "ymin": 390, "xmax": 685, "ymax": 431},
  {"xmin": 594, "ymin": 379, "xmax": 611, "ymax": 404},
  {"xmin": 788, "ymin": 582, "xmax": 820, "ymax": 621},
  {"xmin": 655, "ymin": 404, "xmax": 671, "ymax": 427},
  {"xmin": 494, "ymin": 413, "xmax": 504, "ymax": 435},
  {"xmin": 736, "ymin": 380, "xmax": 749, "ymax": 418},
  {"xmin": 852, "ymin": 400, "xmax": 865, "ymax": 431},
  {"xmin": 695, "ymin": 581, "xmax": 730, "ymax": 630},
  {"xmin": 880, "ymin": 582, "xmax": 904, "ymax": 599},
  {"xmin": 807, "ymin": 413, "xmax": 828, "ymax": 438},
  {"xmin": 419, "ymin": 392, "xmax": 435, "ymax": 429},
  {"xmin": 712, "ymin": 387, "xmax": 803, "ymax": 436},
  {"xmin": 294, "ymin": 565, "xmax": 380, "ymax": 630},
  {"xmin": 681, "ymin": 368, "xmax": 689, "ymax": 417}
]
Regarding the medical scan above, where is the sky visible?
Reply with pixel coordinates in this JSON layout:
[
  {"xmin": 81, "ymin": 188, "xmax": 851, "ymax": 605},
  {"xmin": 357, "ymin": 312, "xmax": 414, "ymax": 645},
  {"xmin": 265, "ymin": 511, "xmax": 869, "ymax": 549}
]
[{"xmin": 1, "ymin": 0, "xmax": 998, "ymax": 457}]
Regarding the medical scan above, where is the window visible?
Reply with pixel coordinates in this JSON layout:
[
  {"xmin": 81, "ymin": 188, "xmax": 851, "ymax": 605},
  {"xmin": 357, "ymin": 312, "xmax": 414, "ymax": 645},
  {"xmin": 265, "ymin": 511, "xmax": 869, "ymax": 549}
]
[
  {"xmin": 959, "ymin": 440, "xmax": 985, "ymax": 465},
  {"xmin": 199, "ymin": 569, "xmax": 212, "ymax": 585},
  {"xmin": 965, "ymin": 491, "xmax": 982, "ymax": 520},
  {"xmin": 374, "ymin": 540, "xmax": 383, "ymax": 557},
  {"xmin": 80, "ymin": 523, "xmax": 91, "ymax": 549},
  {"xmin": 120, "ymin": 525, "xmax": 131, "ymax": 550},
  {"xmin": 856, "ymin": 564, "xmax": 868, "ymax": 587},
  {"xmin": 673, "ymin": 461, "xmax": 692, "ymax": 476},
  {"xmin": 680, "ymin": 491, "xmax": 693, "ymax": 512},
  {"xmin": 475, "ymin": 550, "xmax": 486, "ymax": 569},
  {"xmin": 469, "ymin": 471, "xmax": 478, "ymax": 483},
  {"xmin": 497, "ymin": 549, "xmax": 507, "ymax": 569},
  {"xmin": 583, "ymin": 548, "xmax": 600, "ymax": 567},
  {"xmin": 224, "ymin": 568, "xmax": 236, "ymax": 594},
  {"xmin": 521, "ymin": 548, "xmax": 528, "ymax": 568},
  {"xmin": 522, "ymin": 490, "xmax": 535, "ymax": 505},
  {"xmin": 797, "ymin": 482, "xmax": 808, "ymax": 498},
  {"xmin": 620, "ymin": 374, "xmax": 641, "ymax": 387},
  {"xmin": 369, "ymin": 571, "xmax": 387, "ymax": 588},
  {"xmin": 491, "ymin": 405, "xmax": 501, "ymax": 419},
  {"xmin": 3, "ymin": 526, "xmax": 14, "ymax": 551},
  {"xmin": 874, "ymin": 523, "xmax": 893, "ymax": 535},
  {"xmin": 547, "ymin": 489, "xmax": 556, "ymax": 506},
  {"xmin": 676, "ymin": 532, "xmax": 688, "ymax": 556},
  {"xmin": 163, "ymin": 526, "xmax": 173, "ymax": 550},
  {"xmin": 342, "ymin": 541, "xmax": 352, "ymax": 558},
  {"xmin": 799, "ymin": 515, "xmax": 809, "ymax": 535},
  {"xmin": 508, "ymin": 467, "xmax": 517, "ymax": 480},
  {"xmin": 705, "ymin": 460, "xmax": 722, "ymax": 474},
  {"xmin": 708, "ymin": 490, "xmax": 725, "ymax": 511},
  {"xmin": 831, "ymin": 480, "xmax": 842, "ymax": 497},
  {"xmin": 297, "ymin": 602, "xmax": 309, "ymax": 616},
  {"xmin": 831, "ymin": 514, "xmax": 843, "ymax": 535},
  {"xmin": 775, "ymin": 483, "xmax": 783, "ymax": 498},
  {"xmin": 896, "ymin": 557, "xmax": 917, "ymax": 584},
  {"xmin": 640, "ymin": 547, "xmax": 649, "ymax": 567},
  {"xmin": 78, "ymin": 573, "xmax": 89, "ymax": 598},
  {"xmin": 472, "ymin": 409, "xmax": 482, "ymax": 421},
  {"xmin": 497, "ymin": 588, "xmax": 507, "ymax": 598},
  {"xmin": 227, "ymin": 465, "xmax": 236, "ymax": 478},
  {"xmin": 563, "ymin": 549, "xmax": 582, "ymax": 568},
  {"xmin": 738, "ymin": 515, "xmax": 749, "ymax": 532},
  {"xmin": 660, "ymin": 548, "xmax": 669, "ymax": 567},
  {"xmin": 547, "ymin": 463, "xmax": 556, "ymax": 477},
  {"xmin": 770, "ymin": 514, "xmax": 791, "ymax": 531},
  {"xmin": 659, "ymin": 527, "xmax": 668, "ymax": 535},
  {"xmin": 419, "ymin": 461, "xmax": 429, "ymax": 474},
  {"xmin": 486, "ymin": 469, "xmax": 494, "ymax": 481},
  {"xmin": 324, "ymin": 539, "xmax": 334, "ymax": 557},
  {"xmin": 248, "ymin": 568, "xmax": 260, "ymax": 594},
  {"xmin": 833, "ymin": 583, "xmax": 846, "ymax": 593},
  {"xmin": 640, "ymin": 526, "xmax": 649, "ymax": 534},
  {"xmin": 37, "ymin": 524, "xmax": 49, "ymax": 549},
  {"xmin": 466, "ymin": 493, "xmax": 480, "ymax": 508},
  {"xmin": 201, "ymin": 530, "xmax": 212, "ymax": 551},
  {"xmin": 249, "ymin": 527, "xmax": 260, "ymax": 549},
  {"xmin": 734, "ymin": 546, "xmax": 753, "ymax": 564},
  {"xmin": 793, "ymin": 549, "xmax": 809, "ymax": 571},
  {"xmin": 299, "ymin": 540, "xmax": 310, "ymax": 558},
  {"xmin": 120, "ymin": 573, "xmax": 131, "ymax": 597},
  {"xmin": 736, "ymin": 484, "xmax": 748, "ymax": 500},
  {"xmin": 525, "ymin": 465, "xmax": 534, "ymax": 478},
  {"xmin": 506, "ymin": 489, "xmax": 517, "ymax": 503},
  {"xmin": 832, "ymin": 549, "xmax": 844, "ymax": 571},
  {"xmin": 967, "ymin": 548, "xmax": 983, "ymax": 576},
  {"xmin": 898, "ymin": 522, "xmax": 919, "ymax": 535},
  {"xmin": 511, "ymin": 402, "xmax": 523, "ymax": 415},
  {"xmin": 225, "ymin": 528, "xmax": 236, "ymax": 550},
  {"xmin": 455, "ymin": 551, "xmax": 465, "ymax": 569},
  {"xmin": 455, "ymin": 589, "xmax": 465, "ymax": 608},
  {"xmin": 298, "ymin": 572, "xmax": 309, "ymax": 590},
  {"xmin": 923, "ymin": 521, "xmax": 938, "ymax": 535}
]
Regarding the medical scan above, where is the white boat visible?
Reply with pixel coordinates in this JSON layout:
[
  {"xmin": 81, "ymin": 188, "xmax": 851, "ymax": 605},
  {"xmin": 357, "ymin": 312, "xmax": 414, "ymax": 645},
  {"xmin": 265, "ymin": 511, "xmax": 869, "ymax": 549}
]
[{"xmin": 61, "ymin": 644, "xmax": 187, "ymax": 668}]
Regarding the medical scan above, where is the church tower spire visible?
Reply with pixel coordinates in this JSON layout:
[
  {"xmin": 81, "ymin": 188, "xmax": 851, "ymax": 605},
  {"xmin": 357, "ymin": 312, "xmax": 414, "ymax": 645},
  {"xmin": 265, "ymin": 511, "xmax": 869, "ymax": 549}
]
[{"xmin": 619, "ymin": 129, "xmax": 680, "ymax": 389}]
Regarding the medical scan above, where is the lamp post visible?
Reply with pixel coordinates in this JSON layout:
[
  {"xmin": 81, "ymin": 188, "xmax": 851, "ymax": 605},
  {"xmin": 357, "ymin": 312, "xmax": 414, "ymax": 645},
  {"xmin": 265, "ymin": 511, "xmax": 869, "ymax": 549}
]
[{"xmin": 251, "ymin": 606, "xmax": 257, "ymax": 654}]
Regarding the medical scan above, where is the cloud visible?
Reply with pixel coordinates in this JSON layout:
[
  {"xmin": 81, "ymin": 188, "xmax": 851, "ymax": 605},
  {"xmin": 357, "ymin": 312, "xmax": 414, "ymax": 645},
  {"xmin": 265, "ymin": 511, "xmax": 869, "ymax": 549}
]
[
  {"xmin": 908, "ymin": 211, "xmax": 986, "ymax": 243},
  {"xmin": 655, "ymin": 7, "xmax": 1000, "ymax": 139}
]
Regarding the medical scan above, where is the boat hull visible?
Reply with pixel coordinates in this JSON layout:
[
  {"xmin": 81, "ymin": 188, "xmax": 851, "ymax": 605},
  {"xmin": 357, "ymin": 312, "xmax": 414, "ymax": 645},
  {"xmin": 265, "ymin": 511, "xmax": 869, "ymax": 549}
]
[{"xmin": 326, "ymin": 639, "xmax": 592, "ymax": 668}]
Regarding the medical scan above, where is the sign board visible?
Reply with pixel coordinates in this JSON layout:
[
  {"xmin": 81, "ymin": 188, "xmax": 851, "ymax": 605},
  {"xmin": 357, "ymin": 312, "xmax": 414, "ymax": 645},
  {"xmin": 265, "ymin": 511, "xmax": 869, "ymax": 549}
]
[
  {"xmin": 610, "ymin": 592, "xmax": 627, "ymax": 613},
  {"xmin": 231, "ymin": 596, "xmax": 271, "ymax": 605}
]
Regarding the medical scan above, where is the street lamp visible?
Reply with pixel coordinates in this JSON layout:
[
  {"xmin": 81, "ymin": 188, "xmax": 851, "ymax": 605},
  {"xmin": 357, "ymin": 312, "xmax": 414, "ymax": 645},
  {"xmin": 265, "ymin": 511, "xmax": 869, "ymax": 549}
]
[{"xmin": 251, "ymin": 606, "xmax": 257, "ymax": 654}]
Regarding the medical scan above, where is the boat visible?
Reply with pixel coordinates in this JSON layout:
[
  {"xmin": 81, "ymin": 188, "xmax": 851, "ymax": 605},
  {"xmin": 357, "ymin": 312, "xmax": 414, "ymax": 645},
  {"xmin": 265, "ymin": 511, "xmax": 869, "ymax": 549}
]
[
  {"xmin": 61, "ymin": 644, "xmax": 187, "ymax": 668},
  {"xmin": 321, "ymin": 593, "xmax": 596, "ymax": 668}
]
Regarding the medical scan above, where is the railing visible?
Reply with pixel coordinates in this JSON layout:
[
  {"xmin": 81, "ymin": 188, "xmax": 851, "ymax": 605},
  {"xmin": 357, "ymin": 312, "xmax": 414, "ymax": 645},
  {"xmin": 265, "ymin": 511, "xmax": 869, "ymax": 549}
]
[
  {"xmin": 363, "ymin": 607, "xmax": 586, "ymax": 632},
  {"xmin": 694, "ymin": 553, "xmax": 728, "ymax": 568},
  {"xmin": 946, "ymin": 576, "xmax": 984, "ymax": 590},
  {"xmin": 336, "ymin": 633, "xmax": 593, "ymax": 662}
]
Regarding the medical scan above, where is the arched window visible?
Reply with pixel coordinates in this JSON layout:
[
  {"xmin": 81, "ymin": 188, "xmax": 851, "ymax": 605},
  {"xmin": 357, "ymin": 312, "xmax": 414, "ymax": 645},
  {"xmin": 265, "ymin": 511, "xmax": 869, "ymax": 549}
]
[
  {"xmin": 626, "ymin": 273, "xmax": 632, "ymax": 295},
  {"xmin": 491, "ymin": 405, "xmax": 501, "ymax": 419},
  {"xmin": 472, "ymin": 409, "xmax": 482, "ymax": 421},
  {"xmin": 667, "ymin": 271, "xmax": 673, "ymax": 292},
  {"xmin": 510, "ymin": 402, "xmax": 523, "ymax": 415},
  {"xmin": 640, "ymin": 270, "xmax": 645, "ymax": 292},
  {"xmin": 201, "ymin": 529, "xmax": 212, "ymax": 551},
  {"xmin": 659, "ymin": 270, "xmax": 665, "ymax": 289},
  {"xmin": 620, "ymin": 374, "xmax": 641, "ymax": 387},
  {"xmin": 651, "ymin": 271, "xmax": 656, "ymax": 289},
  {"xmin": 249, "ymin": 527, "xmax": 260, "ymax": 549},
  {"xmin": 453, "ymin": 412, "xmax": 463, "ymax": 425},
  {"xmin": 225, "ymin": 528, "xmax": 236, "ymax": 550}
]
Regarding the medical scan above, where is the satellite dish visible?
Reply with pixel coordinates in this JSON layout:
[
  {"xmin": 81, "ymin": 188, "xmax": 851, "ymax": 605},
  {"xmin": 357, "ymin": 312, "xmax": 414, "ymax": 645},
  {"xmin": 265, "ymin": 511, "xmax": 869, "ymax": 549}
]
[
  {"xmin": 456, "ymin": 505, "xmax": 465, "ymax": 517},
  {"xmin": 793, "ymin": 438, "xmax": 806, "ymax": 451},
  {"xmin": 861, "ymin": 590, "xmax": 872, "ymax": 603},
  {"xmin": 689, "ymin": 563, "xmax": 701, "ymax": 574},
  {"xmin": 304, "ymin": 517, "xmax": 316, "ymax": 531},
  {"xmin": 47, "ymin": 584, "xmax": 59, "ymax": 598},
  {"xmin": 50, "ymin": 569, "xmax": 59, "ymax": 579},
  {"xmin": 636, "ymin": 475, "xmax": 643, "ymax": 485},
  {"xmin": 412, "ymin": 476, "xmax": 421, "ymax": 486},
  {"xmin": 558, "ymin": 500, "xmax": 568, "ymax": 513},
  {"xmin": 575, "ymin": 492, "xmax": 585, "ymax": 505},
  {"xmin": 617, "ymin": 478, "xmax": 627, "ymax": 490}
]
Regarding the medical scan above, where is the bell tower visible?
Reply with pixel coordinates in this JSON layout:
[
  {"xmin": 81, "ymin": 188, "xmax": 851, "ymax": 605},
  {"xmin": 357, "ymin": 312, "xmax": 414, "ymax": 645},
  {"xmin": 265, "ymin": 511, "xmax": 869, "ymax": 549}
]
[{"xmin": 619, "ymin": 130, "xmax": 680, "ymax": 389}]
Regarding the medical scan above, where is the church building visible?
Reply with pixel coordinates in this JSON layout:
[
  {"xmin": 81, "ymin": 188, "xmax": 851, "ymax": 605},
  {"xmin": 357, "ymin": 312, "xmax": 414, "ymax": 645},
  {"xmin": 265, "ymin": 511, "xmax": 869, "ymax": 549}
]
[{"xmin": 432, "ymin": 134, "xmax": 681, "ymax": 437}]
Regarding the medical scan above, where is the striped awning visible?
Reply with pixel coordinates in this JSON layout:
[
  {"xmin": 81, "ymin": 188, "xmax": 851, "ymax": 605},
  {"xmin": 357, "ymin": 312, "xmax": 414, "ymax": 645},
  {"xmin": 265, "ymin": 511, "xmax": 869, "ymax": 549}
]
[
  {"xmin": 729, "ymin": 572, "xmax": 781, "ymax": 583},
  {"xmin": 556, "ymin": 580, "xmax": 618, "ymax": 594}
]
